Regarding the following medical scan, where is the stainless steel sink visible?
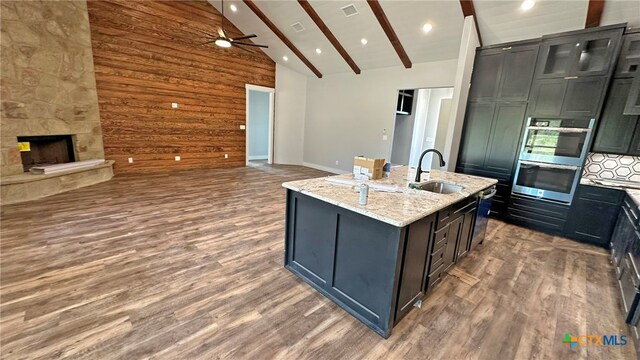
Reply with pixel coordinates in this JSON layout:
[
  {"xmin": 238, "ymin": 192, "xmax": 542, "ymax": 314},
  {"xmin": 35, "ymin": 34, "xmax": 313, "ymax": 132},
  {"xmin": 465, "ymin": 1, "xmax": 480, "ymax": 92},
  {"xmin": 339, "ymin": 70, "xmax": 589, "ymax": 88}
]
[{"xmin": 409, "ymin": 181, "xmax": 464, "ymax": 194}]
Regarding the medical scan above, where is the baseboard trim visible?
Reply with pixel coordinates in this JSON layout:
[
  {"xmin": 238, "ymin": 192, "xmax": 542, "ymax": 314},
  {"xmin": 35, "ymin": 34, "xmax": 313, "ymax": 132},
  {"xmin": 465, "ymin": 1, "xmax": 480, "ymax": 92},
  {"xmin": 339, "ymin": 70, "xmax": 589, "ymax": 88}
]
[{"xmin": 302, "ymin": 162, "xmax": 347, "ymax": 174}]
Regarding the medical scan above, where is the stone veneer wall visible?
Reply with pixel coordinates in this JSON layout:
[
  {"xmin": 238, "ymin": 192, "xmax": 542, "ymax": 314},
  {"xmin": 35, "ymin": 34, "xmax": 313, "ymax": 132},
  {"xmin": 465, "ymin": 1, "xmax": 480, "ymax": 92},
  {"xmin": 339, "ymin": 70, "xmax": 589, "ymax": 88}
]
[
  {"xmin": 583, "ymin": 152, "xmax": 640, "ymax": 182},
  {"xmin": 0, "ymin": 0, "xmax": 104, "ymax": 177}
]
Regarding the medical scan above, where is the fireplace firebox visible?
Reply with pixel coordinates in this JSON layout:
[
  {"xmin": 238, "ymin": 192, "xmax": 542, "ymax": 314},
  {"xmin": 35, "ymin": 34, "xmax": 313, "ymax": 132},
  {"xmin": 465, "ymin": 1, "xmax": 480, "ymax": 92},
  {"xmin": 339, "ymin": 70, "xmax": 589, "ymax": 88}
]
[{"xmin": 17, "ymin": 135, "xmax": 75, "ymax": 172}]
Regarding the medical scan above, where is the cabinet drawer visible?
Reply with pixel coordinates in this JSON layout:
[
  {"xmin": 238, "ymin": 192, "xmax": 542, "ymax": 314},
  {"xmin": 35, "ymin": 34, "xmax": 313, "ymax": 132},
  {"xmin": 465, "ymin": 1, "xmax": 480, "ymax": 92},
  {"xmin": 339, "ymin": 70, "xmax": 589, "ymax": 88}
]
[
  {"xmin": 624, "ymin": 197, "xmax": 640, "ymax": 227},
  {"xmin": 430, "ymin": 247, "xmax": 445, "ymax": 272},
  {"xmin": 427, "ymin": 267, "xmax": 445, "ymax": 288},
  {"xmin": 436, "ymin": 208, "xmax": 452, "ymax": 230},
  {"xmin": 577, "ymin": 184, "xmax": 625, "ymax": 204},
  {"xmin": 508, "ymin": 195, "xmax": 570, "ymax": 219},
  {"xmin": 433, "ymin": 230, "xmax": 447, "ymax": 254}
]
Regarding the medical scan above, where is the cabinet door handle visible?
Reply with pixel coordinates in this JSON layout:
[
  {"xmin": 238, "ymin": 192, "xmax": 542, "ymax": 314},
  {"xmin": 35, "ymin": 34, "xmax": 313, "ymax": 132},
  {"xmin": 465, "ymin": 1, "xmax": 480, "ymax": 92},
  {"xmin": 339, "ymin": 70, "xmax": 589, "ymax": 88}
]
[
  {"xmin": 564, "ymin": 76, "xmax": 579, "ymax": 80},
  {"xmin": 502, "ymin": 46, "xmax": 512, "ymax": 50}
]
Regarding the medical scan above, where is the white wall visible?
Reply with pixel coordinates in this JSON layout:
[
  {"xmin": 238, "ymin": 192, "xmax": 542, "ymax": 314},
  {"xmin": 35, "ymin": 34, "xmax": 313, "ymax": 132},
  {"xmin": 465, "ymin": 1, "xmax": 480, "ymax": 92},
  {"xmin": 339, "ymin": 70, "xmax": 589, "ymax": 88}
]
[
  {"xmin": 248, "ymin": 90, "xmax": 269, "ymax": 159},
  {"xmin": 274, "ymin": 63, "xmax": 307, "ymax": 165},
  {"xmin": 390, "ymin": 95, "xmax": 417, "ymax": 165},
  {"xmin": 303, "ymin": 59, "xmax": 458, "ymax": 173},
  {"xmin": 443, "ymin": 16, "xmax": 480, "ymax": 171},
  {"xmin": 421, "ymin": 88, "xmax": 454, "ymax": 168}
]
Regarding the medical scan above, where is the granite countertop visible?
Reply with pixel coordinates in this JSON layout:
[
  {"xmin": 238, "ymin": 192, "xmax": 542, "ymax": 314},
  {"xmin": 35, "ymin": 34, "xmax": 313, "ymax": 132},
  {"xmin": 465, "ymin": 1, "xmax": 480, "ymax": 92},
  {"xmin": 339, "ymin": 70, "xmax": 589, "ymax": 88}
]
[
  {"xmin": 282, "ymin": 166, "xmax": 498, "ymax": 227},
  {"xmin": 580, "ymin": 177, "xmax": 640, "ymax": 208}
]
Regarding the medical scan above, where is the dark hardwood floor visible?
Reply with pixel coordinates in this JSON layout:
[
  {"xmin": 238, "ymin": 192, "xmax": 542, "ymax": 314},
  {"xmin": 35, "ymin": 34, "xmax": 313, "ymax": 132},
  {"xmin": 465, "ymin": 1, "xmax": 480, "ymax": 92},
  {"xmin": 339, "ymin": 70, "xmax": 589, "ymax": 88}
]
[{"xmin": 0, "ymin": 164, "xmax": 634, "ymax": 359}]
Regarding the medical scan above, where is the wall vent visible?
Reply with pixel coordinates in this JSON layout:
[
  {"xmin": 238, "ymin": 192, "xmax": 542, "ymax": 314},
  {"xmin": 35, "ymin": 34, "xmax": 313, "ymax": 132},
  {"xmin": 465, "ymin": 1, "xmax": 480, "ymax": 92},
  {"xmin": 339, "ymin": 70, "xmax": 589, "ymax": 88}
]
[
  {"xmin": 290, "ymin": 22, "xmax": 305, "ymax": 32},
  {"xmin": 341, "ymin": 4, "xmax": 359, "ymax": 17}
]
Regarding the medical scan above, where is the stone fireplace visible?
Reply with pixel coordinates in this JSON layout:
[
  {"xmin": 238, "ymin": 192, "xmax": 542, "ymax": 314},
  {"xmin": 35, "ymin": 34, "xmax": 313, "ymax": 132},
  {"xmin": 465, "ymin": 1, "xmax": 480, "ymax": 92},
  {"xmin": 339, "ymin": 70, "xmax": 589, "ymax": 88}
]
[
  {"xmin": 0, "ymin": 0, "xmax": 113, "ymax": 204},
  {"xmin": 18, "ymin": 135, "xmax": 75, "ymax": 172}
]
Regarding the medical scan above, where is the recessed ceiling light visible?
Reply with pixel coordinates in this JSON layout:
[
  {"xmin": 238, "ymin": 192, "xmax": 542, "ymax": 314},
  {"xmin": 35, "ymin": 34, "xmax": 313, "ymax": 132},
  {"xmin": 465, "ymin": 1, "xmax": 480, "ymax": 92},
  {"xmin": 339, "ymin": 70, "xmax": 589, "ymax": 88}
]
[
  {"xmin": 361, "ymin": 38, "xmax": 368, "ymax": 45},
  {"xmin": 422, "ymin": 23, "xmax": 433, "ymax": 33},
  {"xmin": 315, "ymin": 48, "xmax": 322, "ymax": 54},
  {"xmin": 521, "ymin": 0, "xmax": 535, "ymax": 11},
  {"xmin": 283, "ymin": 56, "xmax": 289, "ymax": 61},
  {"xmin": 230, "ymin": 4, "xmax": 237, "ymax": 12}
]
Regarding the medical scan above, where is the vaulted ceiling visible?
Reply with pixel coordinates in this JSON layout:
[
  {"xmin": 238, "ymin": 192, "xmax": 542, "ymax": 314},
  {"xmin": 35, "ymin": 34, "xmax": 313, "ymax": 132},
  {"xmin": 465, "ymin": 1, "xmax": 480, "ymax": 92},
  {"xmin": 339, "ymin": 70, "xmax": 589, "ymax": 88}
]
[{"xmin": 206, "ymin": 0, "xmax": 640, "ymax": 77}]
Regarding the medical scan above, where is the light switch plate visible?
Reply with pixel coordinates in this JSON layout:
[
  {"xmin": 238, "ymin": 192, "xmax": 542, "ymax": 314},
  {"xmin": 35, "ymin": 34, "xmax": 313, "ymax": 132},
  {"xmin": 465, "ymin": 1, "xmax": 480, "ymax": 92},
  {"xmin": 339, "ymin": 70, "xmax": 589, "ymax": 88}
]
[
  {"xmin": 224, "ymin": 154, "xmax": 229, "ymax": 159},
  {"xmin": 175, "ymin": 155, "xmax": 181, "ymax": 161},
  {"xmin": 171, "ymin": 102, "xmax": 178, "ymax": 109},
  {"xmin": 382, "ymin": 135, "xmax": 388, "ymax": 141},
  {"xmin": 240, "ymin": 125, "xmax": 246, "ymax": 130},
  {"xmin": 128, "ymin": 157, "xmax": 133, "ymax": 163}
]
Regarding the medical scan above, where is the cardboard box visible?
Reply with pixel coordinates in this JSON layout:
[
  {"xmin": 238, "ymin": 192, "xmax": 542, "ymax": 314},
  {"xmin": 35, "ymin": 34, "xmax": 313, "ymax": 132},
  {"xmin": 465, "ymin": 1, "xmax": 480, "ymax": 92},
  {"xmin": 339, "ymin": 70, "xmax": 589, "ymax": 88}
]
[{"xmin": 353, "ymin": 156, "xmax": 385, "ymax": 180}]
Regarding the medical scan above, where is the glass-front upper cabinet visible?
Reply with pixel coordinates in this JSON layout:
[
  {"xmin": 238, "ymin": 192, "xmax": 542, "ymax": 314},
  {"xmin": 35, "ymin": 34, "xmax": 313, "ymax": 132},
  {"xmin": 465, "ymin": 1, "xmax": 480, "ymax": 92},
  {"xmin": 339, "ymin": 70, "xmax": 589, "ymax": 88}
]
[
  {"xmin": 536, "ymin": 28, "xmax": 623, "ymax": 79},
  {"xmin": 616, "ymin": 33, "xmax": 640, "ymax": 78}
]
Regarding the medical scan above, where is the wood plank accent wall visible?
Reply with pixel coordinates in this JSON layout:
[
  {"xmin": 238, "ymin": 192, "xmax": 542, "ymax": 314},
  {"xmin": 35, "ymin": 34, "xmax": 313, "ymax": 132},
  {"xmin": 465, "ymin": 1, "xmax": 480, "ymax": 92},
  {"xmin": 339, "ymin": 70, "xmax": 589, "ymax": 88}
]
[{"xmin": 87, "ymin": 0, "xmax": 276, "ymax": 173}]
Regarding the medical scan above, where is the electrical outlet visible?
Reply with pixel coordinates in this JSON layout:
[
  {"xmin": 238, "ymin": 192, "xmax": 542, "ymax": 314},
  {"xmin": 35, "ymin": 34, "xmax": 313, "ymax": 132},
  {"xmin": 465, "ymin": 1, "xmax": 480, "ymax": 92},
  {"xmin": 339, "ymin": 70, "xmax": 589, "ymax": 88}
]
[
  {"xmin": 175, "ymin": 155, "xmax": 181, "ymax": 161},
  {"xmin": 171, "ymin": 102, "xmax": 178, "ymax": 109},
  {"xmin": 382, "ymin": 135, "xmax": 388, "ymax": 141},
  {"xmin": 240, "ymin": 125, "xmax": 246, "ymax": 130},
  {"xmin": 128, "ymin": 157, "xmax": 133, "ymax": 163},
  {"xmin": 224, "ymin": 154, "xmax": 229, "ymax": 159},
  {"xmin": 335, "ymin": 160, "xmax": 339, "ymax": 165}
]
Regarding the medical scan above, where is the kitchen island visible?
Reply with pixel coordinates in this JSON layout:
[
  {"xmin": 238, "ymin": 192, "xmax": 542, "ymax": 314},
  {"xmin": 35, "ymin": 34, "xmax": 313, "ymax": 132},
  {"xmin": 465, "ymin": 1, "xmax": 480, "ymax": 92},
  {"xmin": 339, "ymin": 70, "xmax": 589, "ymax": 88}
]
[{"xmin": 282, "ymin": 166, "xmax": 497, "ymax": 338}]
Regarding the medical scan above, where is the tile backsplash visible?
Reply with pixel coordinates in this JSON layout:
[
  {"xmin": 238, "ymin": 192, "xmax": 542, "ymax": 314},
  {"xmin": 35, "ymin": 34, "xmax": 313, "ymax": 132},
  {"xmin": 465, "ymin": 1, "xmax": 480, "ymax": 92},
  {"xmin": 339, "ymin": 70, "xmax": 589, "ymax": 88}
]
[{"xmin": 583, "ymin": 153, "xmax": 640, "ymax": 182}]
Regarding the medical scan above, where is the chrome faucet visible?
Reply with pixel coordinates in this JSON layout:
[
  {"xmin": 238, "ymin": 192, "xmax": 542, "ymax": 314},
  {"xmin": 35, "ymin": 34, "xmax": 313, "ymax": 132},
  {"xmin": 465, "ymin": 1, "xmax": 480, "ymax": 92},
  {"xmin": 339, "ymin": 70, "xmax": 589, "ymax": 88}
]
[{"xmin": 415, "ymin": 149, "xmax": 446, "ymax": 182}]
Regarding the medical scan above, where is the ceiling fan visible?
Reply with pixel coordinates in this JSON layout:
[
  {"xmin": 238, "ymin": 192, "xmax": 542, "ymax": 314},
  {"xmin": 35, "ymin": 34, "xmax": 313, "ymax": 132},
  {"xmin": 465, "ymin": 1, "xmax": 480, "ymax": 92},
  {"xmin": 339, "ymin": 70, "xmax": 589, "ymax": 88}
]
[{"xmin": 199, "ymin": 0, "xmax": 268, "ymax": 53}]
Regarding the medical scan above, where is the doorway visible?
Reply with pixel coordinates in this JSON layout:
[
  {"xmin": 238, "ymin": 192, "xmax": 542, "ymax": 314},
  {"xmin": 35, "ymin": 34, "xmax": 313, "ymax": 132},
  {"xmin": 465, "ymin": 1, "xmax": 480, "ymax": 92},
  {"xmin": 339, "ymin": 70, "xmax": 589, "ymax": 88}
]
[
  {"xmin": 245, "ymin": 84, "xmax": 275, "ymax": 166},
  {"xmin": 390, "ymin": 87, "xmax": 454, "ymax": 169}
]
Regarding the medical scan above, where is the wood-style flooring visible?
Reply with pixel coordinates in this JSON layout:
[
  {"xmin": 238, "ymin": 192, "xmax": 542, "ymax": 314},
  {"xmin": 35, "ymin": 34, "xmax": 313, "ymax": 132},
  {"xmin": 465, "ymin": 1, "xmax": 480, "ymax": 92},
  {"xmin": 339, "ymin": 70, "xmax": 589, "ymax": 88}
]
[{"xmin": 0, "ymin": 164, "xmax": 635, "ymax": 359}]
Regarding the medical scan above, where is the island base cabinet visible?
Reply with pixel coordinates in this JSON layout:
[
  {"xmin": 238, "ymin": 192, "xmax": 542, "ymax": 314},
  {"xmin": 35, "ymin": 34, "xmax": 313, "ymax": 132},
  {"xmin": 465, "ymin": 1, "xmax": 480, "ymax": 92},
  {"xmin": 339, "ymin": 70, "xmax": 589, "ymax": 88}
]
[
  {"xmin": 284, "ymin": 190, "xmax": 482, "ymax": 338},
  {"xmin": 285, "ymin": 191, "xmax": 404, "ymax": 338}
]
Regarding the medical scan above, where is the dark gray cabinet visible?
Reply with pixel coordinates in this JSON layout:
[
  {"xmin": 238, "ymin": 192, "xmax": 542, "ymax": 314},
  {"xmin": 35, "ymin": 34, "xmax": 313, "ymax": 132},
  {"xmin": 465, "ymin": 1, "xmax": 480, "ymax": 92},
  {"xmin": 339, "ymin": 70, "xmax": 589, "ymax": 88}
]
[
  {"xmin": 593, "ymin": 78, "xmax": 639, "ymax": 154},
  {"xmin": 468, "ymin": 43, "xmax": 539, "ymax": 102},
  {"xmin": 456, "ymin": 203, "xmax": 477, "ymax": 259},
  {"xmin": 626, "ymin": 75, "xmax": 640, "ymax": 115},
  {"xmin": 468, "ymin": 49, "xmax": 503, "ymax": 102},
  {"xmin": 395, "ymin": 214, "xmax": 435, "ymax": 321},
  {"xmin": 536, "ymin": 28, "xmax": 623, "ymax": 79},
  {"xmin": 529, "ymin": 76, "xmax": 607, "ymax": 117},
  {"xmin": 458, "ymin": 102, "xmax": 527, "ymax": 173},
  {"xmin": 615, "ymin": 33, "xmax": 640, "ymax": 78},
  {"xmin": 565, "ymin": 185, "xmax": 624, "ymax": 247},
  {"xmin": 458, "ymin": 102, "xmax": 495, "ymax": 169}
]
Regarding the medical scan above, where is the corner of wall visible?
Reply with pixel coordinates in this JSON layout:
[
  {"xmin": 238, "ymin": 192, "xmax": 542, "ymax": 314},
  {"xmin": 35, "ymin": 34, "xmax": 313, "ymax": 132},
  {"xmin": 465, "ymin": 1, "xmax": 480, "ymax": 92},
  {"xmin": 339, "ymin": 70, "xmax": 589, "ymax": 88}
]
[{"xmin": 443, "ymin": 16, "xmax": 480, "ymax": 172}]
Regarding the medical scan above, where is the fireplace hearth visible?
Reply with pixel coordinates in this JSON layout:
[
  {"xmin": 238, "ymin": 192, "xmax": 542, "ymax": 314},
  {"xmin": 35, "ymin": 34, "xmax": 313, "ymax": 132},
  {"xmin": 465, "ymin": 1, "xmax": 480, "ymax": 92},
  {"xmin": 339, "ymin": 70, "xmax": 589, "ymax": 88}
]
[{"xmin": 17, "ymin": 135, "xmax": 75, "ymax": 172}]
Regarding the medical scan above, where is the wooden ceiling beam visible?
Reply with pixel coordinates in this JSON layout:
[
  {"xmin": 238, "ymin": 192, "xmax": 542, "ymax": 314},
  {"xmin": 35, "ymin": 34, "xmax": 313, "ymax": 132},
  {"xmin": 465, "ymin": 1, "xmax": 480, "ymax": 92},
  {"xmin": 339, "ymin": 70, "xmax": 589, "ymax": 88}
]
[
  {"xmin": 459, "ymin": 0, "xmax": 483, "ymax": 46},
  {"xmin": 585, "ymin": 0, "xmax": 605, "ymax": 28},
  {"xmin": 242, "ymin": 0, "xmax": 322, "ymax": 78},
  {"xmin": 366, "ymin": 0, "xmax": 412, "ymax": 69},
  {"xmin": 298, "ymin": 0, "xmax": 361, "ymax": 75}
]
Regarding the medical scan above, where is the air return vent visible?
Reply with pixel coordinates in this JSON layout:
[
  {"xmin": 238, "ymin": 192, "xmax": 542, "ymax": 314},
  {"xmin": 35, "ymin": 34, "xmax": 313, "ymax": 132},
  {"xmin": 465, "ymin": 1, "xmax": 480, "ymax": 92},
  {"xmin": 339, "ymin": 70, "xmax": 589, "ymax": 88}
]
[
  {"xmin": 341, "ymin": 4, "xmax": 359, "ymax": 17},
  {"xmin": 290, "ymin": 22, "xmax": 305, "ymax": 32}
]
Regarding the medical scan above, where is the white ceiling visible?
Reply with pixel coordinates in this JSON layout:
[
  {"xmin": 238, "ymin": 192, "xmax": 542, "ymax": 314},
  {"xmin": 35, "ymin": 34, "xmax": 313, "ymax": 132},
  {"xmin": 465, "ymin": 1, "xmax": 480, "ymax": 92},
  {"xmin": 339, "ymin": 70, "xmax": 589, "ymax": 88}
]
[{"xmin": 207, "ymin": 0, "xmax": 640, "ymax": 77}]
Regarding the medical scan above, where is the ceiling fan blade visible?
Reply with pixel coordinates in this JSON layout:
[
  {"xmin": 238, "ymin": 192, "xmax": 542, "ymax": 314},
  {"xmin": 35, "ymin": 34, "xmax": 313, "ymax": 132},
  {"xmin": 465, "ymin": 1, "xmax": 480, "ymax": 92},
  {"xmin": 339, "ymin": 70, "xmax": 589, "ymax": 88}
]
[
  {"xmin": 232, "ymin": 34, "xmax": 257, "ymax": 41},
  {"xmin": 232, "ymin": 42, "xmax": 268, "ymax": 49},
  {"xmin": 217, "ymin": 27, "xmax": 226, "ymax": 38},
  {"xmin": 234, "ymin": 44, "xmax": 256, "ymax": 54}
]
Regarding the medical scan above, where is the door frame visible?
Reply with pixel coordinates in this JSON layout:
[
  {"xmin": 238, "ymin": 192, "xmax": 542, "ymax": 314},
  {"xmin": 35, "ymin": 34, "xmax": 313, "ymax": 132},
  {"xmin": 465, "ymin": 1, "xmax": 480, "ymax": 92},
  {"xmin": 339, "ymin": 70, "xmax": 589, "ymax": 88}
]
[{"xmin": 245, "ymin": 84, "xmax": 275, "ymax": 165}]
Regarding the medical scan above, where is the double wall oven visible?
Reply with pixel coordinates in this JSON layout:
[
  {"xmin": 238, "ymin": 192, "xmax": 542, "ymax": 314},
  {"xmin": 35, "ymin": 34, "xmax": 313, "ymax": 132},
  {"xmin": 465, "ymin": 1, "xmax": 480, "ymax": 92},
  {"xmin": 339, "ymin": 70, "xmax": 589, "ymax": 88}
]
[{"xmin": 512, "ymin": 118, "xmax": 595, "ymax": 204}]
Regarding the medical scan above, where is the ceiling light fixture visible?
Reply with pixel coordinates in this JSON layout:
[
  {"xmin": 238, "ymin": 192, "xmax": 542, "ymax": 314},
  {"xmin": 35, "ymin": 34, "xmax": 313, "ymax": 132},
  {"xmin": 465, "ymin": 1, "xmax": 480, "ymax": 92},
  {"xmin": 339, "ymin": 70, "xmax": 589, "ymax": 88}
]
[
  {"xmin": 422, "ymin": 23, "xmax": 433, "ymax": 33},
  {"xmin": 283, "ymin": 56, "xmax": 289, "ymax": 61},
  {"xmin": 521, "ymin": 0, "xmax": 535, "ymax": 11},
  {"xmin": 361, "ymin": 38, "xmax": 368, "ymax": 45},
  {"xmin": 215, "ymin": 38, "xmax": 232, "ymax": 48},
  {"xmin": 230, "ymin": 4, "xmax": 237, "ymax": 12},
  {"xmin": 316, "ymin": 48, "xmax": 322, "ymax": 54}
]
